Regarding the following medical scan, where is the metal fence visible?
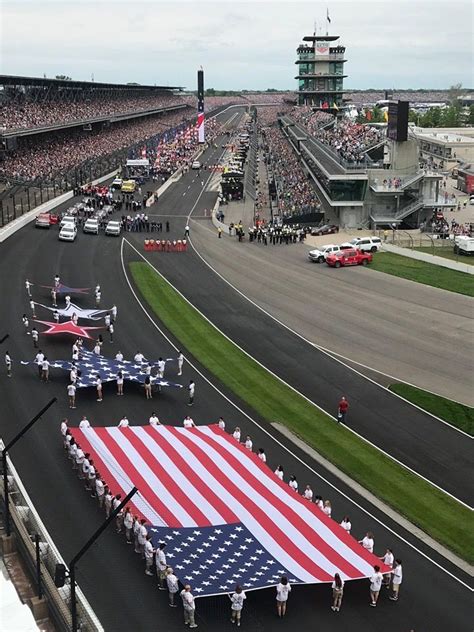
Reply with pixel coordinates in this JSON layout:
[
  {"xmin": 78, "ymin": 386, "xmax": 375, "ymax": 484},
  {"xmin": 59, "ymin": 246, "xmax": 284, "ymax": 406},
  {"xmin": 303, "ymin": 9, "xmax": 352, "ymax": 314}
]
[{"xmin": 0, "ymin": 440, "xmax": 103, "ymax": 632}]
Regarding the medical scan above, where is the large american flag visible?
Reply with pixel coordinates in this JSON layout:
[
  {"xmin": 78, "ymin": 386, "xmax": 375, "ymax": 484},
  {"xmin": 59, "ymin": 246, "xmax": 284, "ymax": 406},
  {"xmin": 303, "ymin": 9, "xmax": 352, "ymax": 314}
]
[{"xmin": 74, "ymin": 425, "xmax": 387, "ymax": 597}]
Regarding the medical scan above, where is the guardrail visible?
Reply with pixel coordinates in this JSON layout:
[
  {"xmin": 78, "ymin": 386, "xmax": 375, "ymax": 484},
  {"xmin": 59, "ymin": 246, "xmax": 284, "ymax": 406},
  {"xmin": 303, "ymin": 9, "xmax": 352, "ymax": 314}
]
[{"xmin": 0, "ymin": 439, "xmax": 103, "ymax": 632}]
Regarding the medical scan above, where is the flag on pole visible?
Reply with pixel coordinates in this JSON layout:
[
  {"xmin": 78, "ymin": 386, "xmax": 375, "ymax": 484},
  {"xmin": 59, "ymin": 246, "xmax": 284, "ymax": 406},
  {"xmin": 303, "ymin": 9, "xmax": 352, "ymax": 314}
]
[{"xmin": 72, "ymin": 424, "xmax": 390, "ymax": 598}]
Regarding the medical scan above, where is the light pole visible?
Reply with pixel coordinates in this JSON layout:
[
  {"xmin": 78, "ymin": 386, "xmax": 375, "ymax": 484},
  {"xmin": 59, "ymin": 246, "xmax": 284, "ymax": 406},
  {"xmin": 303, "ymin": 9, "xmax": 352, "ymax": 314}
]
[{"xmin": 69, "ymin": 486, "xmax": 138, "ymax": 631}]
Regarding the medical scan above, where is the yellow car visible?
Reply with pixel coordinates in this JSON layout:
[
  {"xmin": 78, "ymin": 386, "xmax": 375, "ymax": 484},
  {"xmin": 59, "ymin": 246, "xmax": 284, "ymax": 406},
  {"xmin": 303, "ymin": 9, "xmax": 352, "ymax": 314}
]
[{"xmin": 121, "ymin": 180, "xmax": 136, "ymax": 193}]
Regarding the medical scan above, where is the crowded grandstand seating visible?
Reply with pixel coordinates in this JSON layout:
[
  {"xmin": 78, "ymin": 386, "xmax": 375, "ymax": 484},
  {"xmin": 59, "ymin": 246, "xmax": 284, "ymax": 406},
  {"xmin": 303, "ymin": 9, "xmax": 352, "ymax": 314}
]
[
  {"xmin": 289, "ymin": 107, "xmax": 384, "ymax": 163},
  {"xmin": 0, "ymin": 107, "xmax": 218, "ymax": 181},
  {"xmin": 258, "ymin": 108, "xmax": 320, "ymax": 216},
  {"xmin": 0, "ymin": 92, "xmax": 186, "ymax": 131}
]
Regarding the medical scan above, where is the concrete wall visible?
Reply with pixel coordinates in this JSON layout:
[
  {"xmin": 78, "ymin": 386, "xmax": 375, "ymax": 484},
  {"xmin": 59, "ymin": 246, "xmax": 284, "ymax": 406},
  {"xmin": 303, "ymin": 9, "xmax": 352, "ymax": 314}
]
[{"xmin": 0, "ymin": 170, "xmax": 119, "ymax": 243}]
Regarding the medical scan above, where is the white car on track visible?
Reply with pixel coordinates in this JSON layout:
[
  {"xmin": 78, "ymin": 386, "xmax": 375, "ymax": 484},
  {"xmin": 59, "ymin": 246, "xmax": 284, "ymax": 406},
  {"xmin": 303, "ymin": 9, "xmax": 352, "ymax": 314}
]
[
  {"xmin": 308, "ymin": 243, "xmax": 352, "ymax": 263},
  {"xmin": 58, "ymin": 224, "xmax": 78, "ymax": 242},
  {"xmin": 105, "ymin": 220, "xmax": 121, "ymax": 236},
  {"xmin": 83, "ymin": 218, "xmax": 99, "ymax": 234},
  {"xmin": 191, "ymin": 160, "xmax": 201, "ymax": 170},
  {"xmin": 341, "ymin": 236, "xmax": 382, "ymax": 253}
]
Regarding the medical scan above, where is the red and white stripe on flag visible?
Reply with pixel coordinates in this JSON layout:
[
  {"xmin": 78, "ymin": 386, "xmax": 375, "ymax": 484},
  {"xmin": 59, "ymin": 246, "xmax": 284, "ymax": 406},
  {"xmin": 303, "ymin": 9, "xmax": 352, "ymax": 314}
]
[
  {"xmin": 197, "ymin": 112, "xmax": 205, "ymax": 143},
  {"xmin": 75, "ymin": 424, "xmax": 387, "ymax": 583}
]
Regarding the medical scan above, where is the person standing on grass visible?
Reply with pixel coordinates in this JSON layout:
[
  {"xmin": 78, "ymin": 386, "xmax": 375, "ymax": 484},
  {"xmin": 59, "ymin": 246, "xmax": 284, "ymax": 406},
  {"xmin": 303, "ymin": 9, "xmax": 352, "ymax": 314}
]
[
  {"xmin": 276, "ymin": 576, "xmax": 291, "ymax": 618},
  {"xmin": 229, "ymin": 585, "xmax": 246, "ymax": 626},
  {"xmin": 390, "ymin": 559, "xmax": 403, "ymax": 601},
  {"xmin": 369, "ymin": 565, "xmax": 383, "ymax": 607},
  {"xmin": 331, "ymin": 573, "xmax": 344, "ymax": 612}
]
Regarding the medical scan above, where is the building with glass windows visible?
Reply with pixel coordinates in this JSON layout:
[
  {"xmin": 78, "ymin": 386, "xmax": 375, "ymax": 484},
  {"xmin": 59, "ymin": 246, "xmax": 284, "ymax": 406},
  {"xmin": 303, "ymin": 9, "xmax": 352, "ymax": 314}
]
[{"xmin": 295, "ymin": 34, "xmax": 347, "ymax": 109}]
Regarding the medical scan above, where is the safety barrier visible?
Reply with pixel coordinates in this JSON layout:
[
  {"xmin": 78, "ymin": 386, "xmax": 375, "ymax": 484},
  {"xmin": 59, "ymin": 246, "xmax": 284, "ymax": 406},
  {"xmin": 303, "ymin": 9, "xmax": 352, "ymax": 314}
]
[{"xmin": 144, "ymin": 239, "xmax": 188, "ymax": 252}]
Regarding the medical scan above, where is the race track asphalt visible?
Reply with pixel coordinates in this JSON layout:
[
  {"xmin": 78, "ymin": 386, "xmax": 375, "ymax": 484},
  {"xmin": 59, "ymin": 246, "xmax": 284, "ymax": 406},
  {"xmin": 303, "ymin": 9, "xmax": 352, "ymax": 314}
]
[{"xmin": 0, "ymin": 110, "xmax": 471, "ymax": 632}]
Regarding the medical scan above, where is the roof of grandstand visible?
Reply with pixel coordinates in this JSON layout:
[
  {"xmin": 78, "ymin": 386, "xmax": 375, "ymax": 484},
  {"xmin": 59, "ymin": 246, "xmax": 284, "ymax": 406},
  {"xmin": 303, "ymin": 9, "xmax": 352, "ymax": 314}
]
[{"xmin": 0, "ymin": 75, "xmax": 183, "ymax": 91}]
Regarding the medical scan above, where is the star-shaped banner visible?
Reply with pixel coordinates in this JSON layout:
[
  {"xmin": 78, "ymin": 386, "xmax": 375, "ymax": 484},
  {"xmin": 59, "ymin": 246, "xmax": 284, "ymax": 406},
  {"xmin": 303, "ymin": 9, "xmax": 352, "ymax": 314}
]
[
  {"xmin": 34, "ymin": 319, "xmax": 104, "ymax": 339},
  {"xmin": 21, "ymin": 349, "xmax": 182, "ymax": 389},
  {"xmin": 41, "ymin": 283, "xmax": 90, "ymax": 295},
  {"xmin": 34, "ymin": 302, "xmax": 110, "ymax": 321}
]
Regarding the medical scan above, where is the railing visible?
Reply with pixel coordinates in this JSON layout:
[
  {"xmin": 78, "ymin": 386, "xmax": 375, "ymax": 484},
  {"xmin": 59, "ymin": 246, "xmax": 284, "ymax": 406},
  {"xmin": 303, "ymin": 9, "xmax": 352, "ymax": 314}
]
[{"xmin": 0, "ymin": 439, "xmax": 103, "ymax": 632}]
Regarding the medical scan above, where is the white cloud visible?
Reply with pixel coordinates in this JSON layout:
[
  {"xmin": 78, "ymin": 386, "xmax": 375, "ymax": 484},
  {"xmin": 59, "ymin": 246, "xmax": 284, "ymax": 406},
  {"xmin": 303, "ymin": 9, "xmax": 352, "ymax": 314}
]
[{"xmin": 0, "ymin": 1, "xmax": 472, "ymax": 89}]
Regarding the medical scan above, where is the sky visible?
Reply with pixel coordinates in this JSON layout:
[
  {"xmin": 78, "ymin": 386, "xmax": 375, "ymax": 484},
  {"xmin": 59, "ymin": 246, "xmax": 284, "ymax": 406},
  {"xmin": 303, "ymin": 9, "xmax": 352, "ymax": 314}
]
[{"xmin": 1, "ymin": 0, "xmax": 472, "ymax": 91}]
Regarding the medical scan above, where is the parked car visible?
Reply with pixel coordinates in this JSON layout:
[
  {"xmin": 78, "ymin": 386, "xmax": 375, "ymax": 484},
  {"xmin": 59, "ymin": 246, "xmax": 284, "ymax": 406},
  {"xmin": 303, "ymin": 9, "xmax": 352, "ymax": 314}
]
[
  {"xmin": 112, "ymin": 177, "xmax": 123, "ymax": 189},
  {"xmin": 310, "ymin": 224, "xmax": 339, "ymax": 236},
  {"xmin": 191, "ymin": 160, "xmax": 201, "ymax": 170},
  {"xmin": 453, "ymin": 236, "xmax": 474, "ymax": 255},
  {"xmin": 308, "ymin": 243, "xmax": 352, "ymax": 263},
  {"xmin": 35, "ymin": 213, "xmax": 51, "ymax": 229},
  {"xmin": 60, "ymin": 215, "xmax": 76, "ymax": 228},
  {"xmin": 58, "ymin": 224, "xmax": 78, "ymax": 242},
  {"xmin": 326, "ymin": 249, "xmax": 372, "ymax": 268},
  {"xmin": 83, "ymin": 218, "xmax": 99, "ymax": 234},
  {"xmin": 121, "ymin": 180, "xmax": 136, "ymax": 193},
  {"xmin": 105, "ymin": 220, "xmax": 121, "ymax": 236},
  {"xmin": 342, "ymin": 236, "xmax": 382, "ymax": 253}
]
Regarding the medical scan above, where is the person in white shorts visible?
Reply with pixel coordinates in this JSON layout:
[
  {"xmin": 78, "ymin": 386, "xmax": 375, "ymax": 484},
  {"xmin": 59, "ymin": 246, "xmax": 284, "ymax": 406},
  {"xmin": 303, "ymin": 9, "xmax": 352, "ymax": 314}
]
[
  {"xmin": 369, "ymin": 565, "xmax": 383, "ymax": 607},
  {"xmin": 276, "ymin": 575, "xmax": 291, "ymax": 618},
  {"xmin": 180, "ymin": 584, "xmax": 197, "ymax": 628},
  {"xmin": 229, "ymin": 584, "xmax": 246, "ymax": 626},
  {"xmin": 381, "ymin": 548, "xmax": 394, "ymax": 586},
  {"xmin": 331, "ymin": 573, "xmax": 344, "ymax": 612}
]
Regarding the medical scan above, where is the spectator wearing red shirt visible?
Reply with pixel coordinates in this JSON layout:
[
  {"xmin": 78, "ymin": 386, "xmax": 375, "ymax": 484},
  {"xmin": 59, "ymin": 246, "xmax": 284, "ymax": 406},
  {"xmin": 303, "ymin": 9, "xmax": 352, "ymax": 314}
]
[{"xmin": 337, "ymin": 396, "xmax": 349, "ymax": 423}]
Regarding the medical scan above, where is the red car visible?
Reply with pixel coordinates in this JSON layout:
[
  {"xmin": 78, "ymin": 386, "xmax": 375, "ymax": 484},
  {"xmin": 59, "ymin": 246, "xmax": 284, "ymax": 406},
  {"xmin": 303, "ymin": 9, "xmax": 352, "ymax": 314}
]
[{"xmin": 326, "ymin": 248, "xmax": 372, "ymax": 268}]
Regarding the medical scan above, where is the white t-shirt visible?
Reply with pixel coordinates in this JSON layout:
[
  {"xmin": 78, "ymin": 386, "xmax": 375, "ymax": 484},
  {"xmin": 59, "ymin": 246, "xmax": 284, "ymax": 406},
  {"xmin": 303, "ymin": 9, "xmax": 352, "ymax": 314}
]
[
  {"xmin": 340, "ymin": 520, "xmax": 351, "ymax": 534},
  {"xmin": 289, "ymin": 479, "xmax": 298, "ymax": 492},
  {"xmin": 303, "ymin": 488, "xmax": 313, "ymax": 501},
  {"xmin": 60, "ymin": 421, "xmax": 68, "ymax": 436},
  {"xmin": 258, "ymin": 452, "xmax": 267, "ymax": 463},
  {"xmin": 156, "ymin": 549, "xmax": 167, "ymax": 571},
  {"xmin": 35, "ymin": 353, "xmax": 44, "ymax": 365},
  {"xmin": 331, "ymin": 579, "xmax": 344, "ymax": 593},
  {"xmin": 67, "ymin": 384, "xmax": 76, "ymax": 397},
  {"xmin": 370, "ymin": 572, "xmax": 383, "ymax": 592},
  {"xmin": 230, "ymin": 591, "xmax": 246, "ymax": 611},
  {"xmin": 157, "ymin": 360, "xmax": 166, "ymax": 374},
  {"xmin": 181, "ymin": 590, "xmax": 195, "ymax": 611},
  {"xmin": 245, "ymin": 438, "xmax": 253, "ymax": 451},
  {"xmin": 144, "ymin": 540, "xmax": 154, "ymax": 560},
  {"xmin": 118, "ymin": 418, "xmax": 129, "ymax": 427},
  {"xmin": 95, "ymin": 479, "xmax": 105, "ymax": 497},
  {"xmin": 138, "ymin": 524, "xmax": 147, "ymax": 545},
  {"xmin": 276, "ymin": 582, "xmax": 291, "ymax": 602},
  {"xmin": 383, "ymin": 552, "xmax": 394, "ymax": 567},
  {"xmin": 361, "ymin": 536, "xmax": 374, "ymax": 553},
  {"xmin": 188, "ymin": 383, "xmax": 195, "ymax": 397},
  {"xmin": 166, "ymin": 573, "xmax": 179, "ymax": 593},
  {"xmin": 218, "ymin": 419, "xmax": 225, "ymax": 430},
  {"xmin": 115, "ymin": 353, "xmax": 124, "ymax": 361},
  {"xmin": 233, "ymin": 430, "xmax": 241, "ymax": 442},
  {"xmin": 183, "ymin": 417, "xmax": 195, "ymax": 428},
  {"xmin": 134, "ymin": 353, "xmax": 144, "ymax": 363},
  {"xmin": 79, "ymin": 419, "xmax": 90, "ymax": 428},
  {"xmin": 323, "ymin": 505, "xmax": 332, "ymax": 517},
  {"xmin": 274, "ymin": 468, "xmax": 284, "ymax": 480},
  {"xmin": 116, "ymin": 374, "xmax": 124, "ymax": 385},
  {"xmin": 149, "ymin": 415, "xmax": 160, "ymax": 426},
  {"xmin": 392, "ymin": 564, "xmax": 403, "ymax": 585},
  {"xmin": 42, "ymin": 360, "xmax": 50, "ymax": 371},
  {"xmin": 123, "ymin": 512, "xmax": 133, "ymax": 529}
]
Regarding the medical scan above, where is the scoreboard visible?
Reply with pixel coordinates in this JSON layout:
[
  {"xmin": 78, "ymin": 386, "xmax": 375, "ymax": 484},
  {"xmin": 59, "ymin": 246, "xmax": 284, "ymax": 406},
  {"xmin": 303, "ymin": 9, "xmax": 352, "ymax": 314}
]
[{"xmin": 387, "ymin": 101, "xmax": 409, "ymax": 142}]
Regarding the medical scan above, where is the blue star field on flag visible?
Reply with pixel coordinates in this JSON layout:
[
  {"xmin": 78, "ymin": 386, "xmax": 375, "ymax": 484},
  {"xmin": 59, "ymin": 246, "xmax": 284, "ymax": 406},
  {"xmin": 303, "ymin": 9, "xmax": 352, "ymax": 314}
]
[
  {"xmin": 150, "ymin": 523, "xmax": 299, "ymax": 598},
  {"xmin": 22, "ymin": 349, "xmax": 182, "ymax": 390}
]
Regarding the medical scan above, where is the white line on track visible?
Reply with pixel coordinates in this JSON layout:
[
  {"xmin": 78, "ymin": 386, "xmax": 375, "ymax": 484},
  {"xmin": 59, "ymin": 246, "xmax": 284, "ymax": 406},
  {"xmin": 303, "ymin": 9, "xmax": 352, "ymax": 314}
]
[{"xmin": 120, "ymin": 237, "xmax": 472, "ymax": 591}]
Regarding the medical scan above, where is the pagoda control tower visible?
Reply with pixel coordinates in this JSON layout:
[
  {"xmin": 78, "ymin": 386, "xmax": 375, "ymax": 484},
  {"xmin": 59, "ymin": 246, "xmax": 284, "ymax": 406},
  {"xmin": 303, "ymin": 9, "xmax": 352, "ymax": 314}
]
[{"xmin": 295, "ymin": 33, "xmax": 347, "ymax": 110}]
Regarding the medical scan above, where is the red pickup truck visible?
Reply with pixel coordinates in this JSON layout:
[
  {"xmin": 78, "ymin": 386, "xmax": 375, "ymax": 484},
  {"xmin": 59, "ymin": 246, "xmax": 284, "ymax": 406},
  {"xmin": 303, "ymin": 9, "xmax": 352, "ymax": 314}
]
[{"xmin": 326, "ymin": 249, "xmax": 372, "ymax": 268}]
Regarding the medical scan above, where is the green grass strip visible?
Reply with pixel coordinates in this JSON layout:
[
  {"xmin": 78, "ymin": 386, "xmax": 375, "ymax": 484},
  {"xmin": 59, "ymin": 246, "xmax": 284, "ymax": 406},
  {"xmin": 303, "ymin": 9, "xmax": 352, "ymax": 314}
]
[
  {"xmin": 414, "ymin": 246, "xmax": 474, "ymax": 267},
  {"xmin": 130, "ymin": 261, "xmax": 474, "ymax": 563},
  {"xmin": 389, "ymin": 383, "xmax": 474, "ymax": 437},
  {"xmin": 369, "ymin": 252, "xmax": 474, "ymax": 296}
]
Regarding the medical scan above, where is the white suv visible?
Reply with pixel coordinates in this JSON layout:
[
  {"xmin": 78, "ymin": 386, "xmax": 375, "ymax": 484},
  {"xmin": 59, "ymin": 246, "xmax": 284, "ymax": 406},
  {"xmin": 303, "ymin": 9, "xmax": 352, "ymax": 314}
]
[
  {"xmin": 83, "ymin": 218, "xmax": 99, "ymax": 234},
  {"xmin": 308, "ymin": 243, "xmax": 352, "ymax": 263},
  {"xmin": 342, "ymin": 236, "xmax": 382, "ymax": 253}
]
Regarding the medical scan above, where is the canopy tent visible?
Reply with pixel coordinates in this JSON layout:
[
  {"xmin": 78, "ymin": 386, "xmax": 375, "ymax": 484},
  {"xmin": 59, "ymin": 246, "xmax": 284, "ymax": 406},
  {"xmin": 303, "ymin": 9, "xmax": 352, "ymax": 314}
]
[{"xmin": 72, "ymin": 424, "xmax": 389, "ymax": 598}]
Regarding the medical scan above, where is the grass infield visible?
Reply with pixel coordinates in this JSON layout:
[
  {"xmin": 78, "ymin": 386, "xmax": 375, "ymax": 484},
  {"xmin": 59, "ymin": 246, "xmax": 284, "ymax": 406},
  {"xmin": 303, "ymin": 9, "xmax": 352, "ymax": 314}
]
[
  {"xmin": 369, "ymin": 252, "xmax": 474, "ymax": 296},
  {"xmin": 389, "ymin": 383, "xmax": 474, "ymax": 437},
  {"xmin": 414, "ymin": 246, "xmax": 474, "ymax": 267},
  {"xmin": 130, "ymin": 261, "xmax": 473, "ymax": 563}
]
